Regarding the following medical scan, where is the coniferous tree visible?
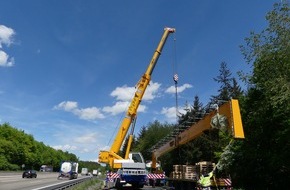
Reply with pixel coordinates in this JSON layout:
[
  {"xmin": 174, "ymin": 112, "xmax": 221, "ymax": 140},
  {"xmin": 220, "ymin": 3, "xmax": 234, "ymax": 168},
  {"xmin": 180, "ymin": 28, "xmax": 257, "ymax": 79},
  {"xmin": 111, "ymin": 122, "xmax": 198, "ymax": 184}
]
[
  {"xmin": 231, "ymin": 2, "xmax": 290, "ymax": 189},
  {"xmin": 133, "ymin": 120, "xmax": 173, "ymax": 162},
  {"xmin": 135, "ymin": 125, "xmax": 147, "ymax": 146},
  {"xmin": 211, "ymin": 62, "xmax": 243, "ymax": 105}
]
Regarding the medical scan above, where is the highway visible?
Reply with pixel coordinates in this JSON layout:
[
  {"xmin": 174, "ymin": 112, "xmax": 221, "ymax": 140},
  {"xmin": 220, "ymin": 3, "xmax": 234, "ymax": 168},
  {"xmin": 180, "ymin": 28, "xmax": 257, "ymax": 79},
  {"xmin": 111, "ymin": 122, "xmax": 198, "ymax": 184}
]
[
  {"xmin": 0, "ymin": 172, "xmax": 168, "ymax": 190},
  {"xmin": 0, "ymin": 172, "xmax": 92, "ymax": 190}
]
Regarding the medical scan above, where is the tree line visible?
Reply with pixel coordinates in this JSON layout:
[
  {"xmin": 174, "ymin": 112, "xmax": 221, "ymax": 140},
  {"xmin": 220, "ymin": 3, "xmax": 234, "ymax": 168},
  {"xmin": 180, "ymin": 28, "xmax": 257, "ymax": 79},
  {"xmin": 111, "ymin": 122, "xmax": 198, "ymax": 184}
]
[
  {"xmin": 0, "ymin": 123, "xmax": 102, "ymax": 173},
  {"xmin": 122, "ymin": 2, "xmax": 289, "ymax": 189}
]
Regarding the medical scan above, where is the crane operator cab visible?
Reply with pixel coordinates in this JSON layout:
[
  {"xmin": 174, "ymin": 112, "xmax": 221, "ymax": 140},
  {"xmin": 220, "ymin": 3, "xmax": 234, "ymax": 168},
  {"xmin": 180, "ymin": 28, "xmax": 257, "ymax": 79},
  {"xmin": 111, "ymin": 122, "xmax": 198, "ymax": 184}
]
[{"xmin": 129, "ymin": 152, "xmax": 145, "ymax": 163}]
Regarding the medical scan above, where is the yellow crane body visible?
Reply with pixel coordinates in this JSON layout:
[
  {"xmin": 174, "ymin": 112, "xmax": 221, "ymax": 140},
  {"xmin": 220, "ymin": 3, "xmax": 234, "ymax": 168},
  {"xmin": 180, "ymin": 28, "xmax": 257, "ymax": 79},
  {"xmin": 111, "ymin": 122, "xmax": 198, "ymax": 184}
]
[{"xmin": 98, "ymin": 27, "xmax": 175, "ymax": 170}]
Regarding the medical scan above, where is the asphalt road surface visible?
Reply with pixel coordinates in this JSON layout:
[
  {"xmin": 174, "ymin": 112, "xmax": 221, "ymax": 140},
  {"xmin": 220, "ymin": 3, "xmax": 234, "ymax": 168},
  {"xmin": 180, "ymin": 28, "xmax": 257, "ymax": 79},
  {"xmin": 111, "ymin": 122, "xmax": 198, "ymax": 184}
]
[
  {"xmin": 0, "ymin": 172, "xmax": 87, "ymax": 190},
  {"xmin": 0, "ymin": 172, "xmax": 170, "ymax": 190}
]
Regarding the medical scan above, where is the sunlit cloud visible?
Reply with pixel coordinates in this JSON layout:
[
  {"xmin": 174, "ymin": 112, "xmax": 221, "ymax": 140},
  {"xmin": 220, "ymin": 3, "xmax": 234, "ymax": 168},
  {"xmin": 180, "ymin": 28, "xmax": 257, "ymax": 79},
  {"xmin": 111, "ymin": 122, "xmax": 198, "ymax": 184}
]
[
  {"xmin": 161, "ymin": 106, "xmax": 187, "ymax": 122},
  {"xmin": 165, "ymin": 83, "xmax": 193, "ymax": 94},
  {"xmin": 110, "ymin": 81, "xmax": 161, "ymax": 101},
  {"xmin": 52, "ymin": 144, "xmax": 78, "ymax": 151},
  {"xmin": 54, "ymin": 101, "xmax": 105, "ymax": 120},
  {"xmin": 0, "ymin": 24, "xmax": 15, "ymax": 67},
  {"xmin": 74, "ymin": 133, "xmax": 98, "ymax": 144},
  {"xmin": 102, "ymin": 101, "xmax": 146, "ymax": 115}
]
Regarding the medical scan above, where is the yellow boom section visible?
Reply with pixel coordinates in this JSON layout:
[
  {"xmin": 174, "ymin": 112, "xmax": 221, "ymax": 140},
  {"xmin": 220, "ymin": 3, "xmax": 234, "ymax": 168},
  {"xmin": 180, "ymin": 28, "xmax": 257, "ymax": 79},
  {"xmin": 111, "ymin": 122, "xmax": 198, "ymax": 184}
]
[
  {"xmin": 151, "ymin": 99, "xmax": 245, "ymax": 168},
  {"xmin": 98, "ymin": 27, "xmax": 175, "ymax": 169}
]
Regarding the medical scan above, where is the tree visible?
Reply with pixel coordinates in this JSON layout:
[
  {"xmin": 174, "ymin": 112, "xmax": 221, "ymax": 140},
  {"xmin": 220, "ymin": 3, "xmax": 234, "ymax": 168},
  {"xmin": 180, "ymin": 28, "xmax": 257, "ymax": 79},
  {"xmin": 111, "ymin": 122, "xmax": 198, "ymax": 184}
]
[
  {"xmin": 0, "ymin": 123, "xmax": 81, "ymax": 171},
  {"xmin": 211, "ymin": 62, "xmax": 243, "ymax": 104},
  {"xmin": 133, "ymin": 120, "xmax": 174, "ymax": 162},
  {"xmin": 119, "ymin": 135, "xmax": 136, "ymax": 158},
  {"xmin": 232, "ymin": 2, "xmax": 290, "ymax": 189},
  {"xmin": 174, "ymin": 95, "xmax": 213, "ymax": 164},
  {"xmin": 134, "ymin": 125, "xmax": 147, "ymax": 151},
  {"xmin": 240, "ymin": 2, "xmax": 290, "ymax": 112}
]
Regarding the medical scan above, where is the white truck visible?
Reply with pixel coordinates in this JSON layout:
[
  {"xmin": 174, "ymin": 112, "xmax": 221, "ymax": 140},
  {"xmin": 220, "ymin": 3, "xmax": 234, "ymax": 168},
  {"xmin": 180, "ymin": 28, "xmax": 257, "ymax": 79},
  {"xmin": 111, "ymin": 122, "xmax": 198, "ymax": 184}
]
[
  {"xmin": 57, "ymin": 161, "xmax": 79, "ymax": 180},
  {"xmin": 81, "ymin": 168, "xmax": 89, "ymax": 176},
  {"xmin": 92, "ymin": 169, "xmax": 98, "ymax": 176},
  {"xmin": 39, "ymin": 165, "xmax": 53, "ymax": 172}
]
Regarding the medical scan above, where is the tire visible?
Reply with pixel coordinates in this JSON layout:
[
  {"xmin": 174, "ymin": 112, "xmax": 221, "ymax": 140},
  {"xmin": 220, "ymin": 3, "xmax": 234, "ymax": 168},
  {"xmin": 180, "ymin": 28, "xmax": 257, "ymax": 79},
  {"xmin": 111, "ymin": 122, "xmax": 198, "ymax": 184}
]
[{"xmin": 115, "ymin": 178, "xmax": 122, "ymax": 189}]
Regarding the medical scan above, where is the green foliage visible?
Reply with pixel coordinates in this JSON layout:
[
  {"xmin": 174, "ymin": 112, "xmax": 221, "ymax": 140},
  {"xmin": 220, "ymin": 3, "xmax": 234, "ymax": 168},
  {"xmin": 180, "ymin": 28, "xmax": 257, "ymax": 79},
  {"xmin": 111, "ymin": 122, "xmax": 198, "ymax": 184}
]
[
  {"xmin": 0, "ymin": 123, "xmax": 81, "ymax": 171},
  {"xmin": 132, "ymin": 3, "xmax": 289, "ymax": 189},
  {"xmin": 240, "ymin": 2, "xmax": 290, "ymax": 112},
  {"xmin": 119, "ymin": 135, "xmax": 137, "ymax": 158},
  {"xmin": 211, "ymin": 62, "xmax": 243, "ymax": 103},
  {"xmin": 78, "ymin": 161, "xmax": 101, "ymax": 173},
  {"xmin": 133, "ymin": 120, "xmax": 174, "ymax": 161},
  {"xmin": 71, "ymin": 178, "xmax": 103, "ymax": 190},
  {"xmin": 233, "ymin": 2, "xmax": 290, "ymax": 189},
  {"xmin": 173, "ymin": 95, "xmax": 219, "ymax": 166},
  {"xmin": 173, "ymin": 70, "xmax": 239, "ymax": 173}
]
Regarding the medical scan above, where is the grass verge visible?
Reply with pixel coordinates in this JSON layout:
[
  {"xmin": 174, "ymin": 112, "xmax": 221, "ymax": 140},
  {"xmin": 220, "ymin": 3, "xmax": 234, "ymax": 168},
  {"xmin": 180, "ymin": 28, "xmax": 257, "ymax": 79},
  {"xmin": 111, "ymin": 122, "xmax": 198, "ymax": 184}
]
[{"xmin": 71, "ymin": 177, "xmax": 104, "ymax": 190}]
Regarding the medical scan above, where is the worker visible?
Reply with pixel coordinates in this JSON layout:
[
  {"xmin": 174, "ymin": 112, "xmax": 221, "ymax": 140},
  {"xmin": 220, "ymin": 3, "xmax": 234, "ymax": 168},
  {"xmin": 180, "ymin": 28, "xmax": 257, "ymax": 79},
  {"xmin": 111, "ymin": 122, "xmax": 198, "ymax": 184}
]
[{"xmin": 198, "ymin": 171, "xmax": 213, "ymax": 190}]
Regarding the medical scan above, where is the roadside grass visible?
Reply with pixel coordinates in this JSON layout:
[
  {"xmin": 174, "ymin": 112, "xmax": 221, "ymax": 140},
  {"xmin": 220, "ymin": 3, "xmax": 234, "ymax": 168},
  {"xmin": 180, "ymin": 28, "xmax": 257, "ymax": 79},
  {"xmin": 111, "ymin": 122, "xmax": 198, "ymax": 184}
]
[{"xmin": 71, "ymin": 178, "xmax": 104, "ymax": 190}]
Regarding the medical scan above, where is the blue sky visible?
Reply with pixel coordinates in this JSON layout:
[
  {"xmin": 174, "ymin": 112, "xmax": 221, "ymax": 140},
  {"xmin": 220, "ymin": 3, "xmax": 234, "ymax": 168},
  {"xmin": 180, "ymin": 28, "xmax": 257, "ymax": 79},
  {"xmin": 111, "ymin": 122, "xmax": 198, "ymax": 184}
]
[{"xmin": 0, "ymin": 0, "xmax": 278, "ymax": 161}]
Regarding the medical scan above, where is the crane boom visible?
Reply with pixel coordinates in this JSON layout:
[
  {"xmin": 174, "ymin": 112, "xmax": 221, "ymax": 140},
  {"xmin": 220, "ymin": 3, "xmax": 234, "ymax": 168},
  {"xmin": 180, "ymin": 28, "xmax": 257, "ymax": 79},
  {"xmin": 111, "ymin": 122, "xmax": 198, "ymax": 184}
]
[
  {"xmin": 98, "ymin": 27, "xmax": 175, "ymax": 169},
  {"xmin": 151, "ymin": 99, "xmax": 245, "ymax": 169}
]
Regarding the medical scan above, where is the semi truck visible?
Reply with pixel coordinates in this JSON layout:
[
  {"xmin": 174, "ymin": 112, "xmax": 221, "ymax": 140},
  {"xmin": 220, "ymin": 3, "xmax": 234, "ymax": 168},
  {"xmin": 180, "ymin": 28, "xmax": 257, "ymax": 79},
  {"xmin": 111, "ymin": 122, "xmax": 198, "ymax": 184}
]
[
  {"xmin": 57, "ymin": 161, "xmax": 79, "ymax": 180},
  {"xmin": 98, "ymin": 27, "xmax": 175, "ymax": 189}
]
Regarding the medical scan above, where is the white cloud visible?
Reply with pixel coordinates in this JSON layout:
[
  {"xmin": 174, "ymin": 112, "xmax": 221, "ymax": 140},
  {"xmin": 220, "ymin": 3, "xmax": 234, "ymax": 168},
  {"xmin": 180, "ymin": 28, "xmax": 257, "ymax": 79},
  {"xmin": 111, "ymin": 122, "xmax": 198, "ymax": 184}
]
[
  {"xmin": 79, "ymin": 148, "xmax": 90, "ymax": 153},
  {"xmin": 161, "ymin": 107, "xmax": 178, "ymax": 122},
  {"xmin": 54, "ymin": 81, "xmax": 159, "ymax": 119},
  {"xmin": 103, "ymin": 101, "xmax": 146, "ymax": 115},
  {"xmin": 52, "ymin": 144, "xmax": 78, "ymax": 151},
  {"xmin": 55, "ymin": 101, "xmax": 78, "ymax": 111},
  {"xmin": 75, "ymin": 107, "xmax": 105, "ymax": 120},
  {"xmin": 161, "ymin": 106, "xmax": 187, "ymax": 122},
  {"xmin": 54, "ymin": 101, "xmax": 105, "ymax": 120},
  {"xmin": 165, "ymin": 83, "xmax": 193, "ymax": 94},
  {"xmin": 74, "ymin": 133, "xmax": 98, "ymax": 144},
  {"xmin": 0, "ymin": 25, "xmax": 15, "ymax": 47},
  {"xmin": 110, "ymin": 81, "xmax": 161, "ymax": 101},
  {"xmin": 102, "ymin": 81, "xmax": 160, "ymax": 115},
  {"xmin": 0, "ymin": 25, "xmax": 15, "ymax": 67},
  {"xmin": 0, "ymin": 50, "xmax": 14, "ymax": 67},
  {"xmin": 143, "ymin": 82, "xmax": 161, "ymax": 100},
  {"xmin": 110, "ymin": 85, "xmax": 135, "ymax": 101}
]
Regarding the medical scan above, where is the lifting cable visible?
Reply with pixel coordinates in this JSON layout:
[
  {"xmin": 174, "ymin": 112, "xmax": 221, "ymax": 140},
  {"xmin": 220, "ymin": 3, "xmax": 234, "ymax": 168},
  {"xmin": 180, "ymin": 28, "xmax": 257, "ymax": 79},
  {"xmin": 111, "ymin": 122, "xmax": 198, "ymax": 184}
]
[
  {"xmin": 170, "ymin": 31, "xmax": 183, "ymax": 164},
  {"xmin": 171, "ymin": 32, "xmax": 179, "ymax": 124}
]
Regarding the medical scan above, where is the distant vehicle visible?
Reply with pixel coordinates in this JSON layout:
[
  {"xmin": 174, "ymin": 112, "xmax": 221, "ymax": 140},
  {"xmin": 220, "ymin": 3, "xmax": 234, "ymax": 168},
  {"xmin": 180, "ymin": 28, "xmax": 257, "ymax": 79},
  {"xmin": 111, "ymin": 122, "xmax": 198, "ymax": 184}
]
[
  {"xmin": 92, "ymin": 169, "xmax": 98, "ymax": 176},
  {"xmin": 57, "ymin": 161, "xmax": 78, "ymax": 180},
  {"xmin": 81, "ymin": 167, "xmax": 88, "ymax": 176},
  {"xmin": 22, "ymin": 170, "xmax": 37, "ymax": 178},
  {"xmin": 40, "ymin": 165, "xmax": 53, "ymax": 172}
]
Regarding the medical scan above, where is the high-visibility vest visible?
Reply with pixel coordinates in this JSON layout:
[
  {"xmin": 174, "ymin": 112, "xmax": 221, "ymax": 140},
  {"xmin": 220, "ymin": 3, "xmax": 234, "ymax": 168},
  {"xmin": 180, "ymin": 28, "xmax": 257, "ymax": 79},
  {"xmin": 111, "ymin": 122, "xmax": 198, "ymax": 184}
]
[{"xmin": 198, "ymin": 172, "xmax": 213, "ymax": 187}]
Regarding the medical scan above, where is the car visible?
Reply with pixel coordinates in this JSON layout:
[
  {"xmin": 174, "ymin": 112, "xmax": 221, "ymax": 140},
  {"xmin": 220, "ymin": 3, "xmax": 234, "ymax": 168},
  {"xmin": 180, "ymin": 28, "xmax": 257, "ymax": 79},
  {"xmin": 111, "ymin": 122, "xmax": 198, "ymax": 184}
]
[{"xmin": 22, "ymin": 170, "xmax": 37, "ymax": 178}]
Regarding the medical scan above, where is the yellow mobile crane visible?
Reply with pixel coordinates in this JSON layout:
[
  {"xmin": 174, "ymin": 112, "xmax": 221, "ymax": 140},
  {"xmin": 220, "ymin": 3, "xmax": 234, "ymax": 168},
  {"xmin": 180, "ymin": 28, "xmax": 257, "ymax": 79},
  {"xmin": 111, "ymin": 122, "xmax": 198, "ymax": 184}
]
[
  {"xmin": 149, "ymin": 99, "xmax": 245, "ymax": 189},
  {"xmin": 98, "ymin": 27, "xmax": 175, "ymax": 189}
]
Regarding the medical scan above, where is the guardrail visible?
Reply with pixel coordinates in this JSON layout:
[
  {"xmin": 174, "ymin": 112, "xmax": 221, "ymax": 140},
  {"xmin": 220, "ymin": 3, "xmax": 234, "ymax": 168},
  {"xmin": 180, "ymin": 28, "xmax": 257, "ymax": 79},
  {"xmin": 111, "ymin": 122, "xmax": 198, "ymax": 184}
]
[{"xmin": 33, "ymin": 176, "xmax": 93, "ymax": 190}]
